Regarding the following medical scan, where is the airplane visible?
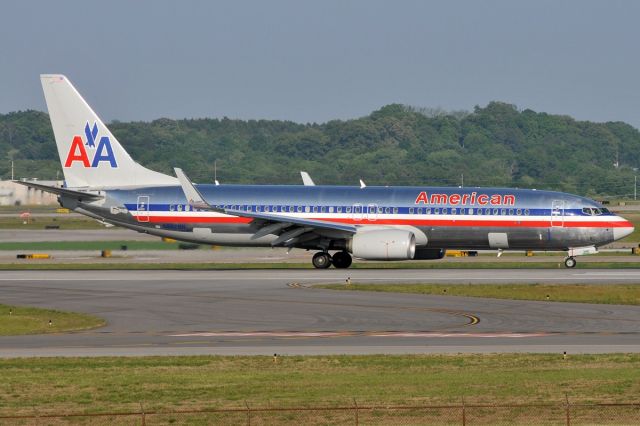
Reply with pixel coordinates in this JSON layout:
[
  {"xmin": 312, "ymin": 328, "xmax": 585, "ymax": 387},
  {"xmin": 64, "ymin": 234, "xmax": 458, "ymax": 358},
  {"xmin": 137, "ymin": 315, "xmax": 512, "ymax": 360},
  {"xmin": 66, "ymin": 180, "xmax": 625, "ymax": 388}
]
[{"xmin": 19, "ymin": 74, "xmax": 634, "ymax": 269}]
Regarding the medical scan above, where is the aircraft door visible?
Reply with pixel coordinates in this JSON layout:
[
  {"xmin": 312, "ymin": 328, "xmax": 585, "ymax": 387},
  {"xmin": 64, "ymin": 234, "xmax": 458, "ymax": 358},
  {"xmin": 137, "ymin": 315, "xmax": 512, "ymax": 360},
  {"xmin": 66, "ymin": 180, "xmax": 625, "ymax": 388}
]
[
  {"xmin": 551, "ymin": 200, "xmax": 564, "ymax": 227},
  {"xmin": 137, "ymin": 195, "xmax": 150, "ymax": 223},
  {"xmin": 367, "ymin": 203, "xmax": 378, "ymax": 221}
]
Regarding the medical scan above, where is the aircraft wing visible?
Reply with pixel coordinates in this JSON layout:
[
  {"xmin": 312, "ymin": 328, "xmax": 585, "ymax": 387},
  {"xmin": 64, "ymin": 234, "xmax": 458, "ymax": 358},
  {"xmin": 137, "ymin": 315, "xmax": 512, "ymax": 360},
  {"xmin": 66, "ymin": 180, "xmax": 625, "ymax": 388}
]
[
  {"xmin": 14, "ymin": 180, "xmax": 103, "ymax": 201},
  {"xmin": 224, "ymin": 208, "xmax": 356, "ymax": 233},
  {"xmin": 174, "ymin": 168, "xmax": 356, "ymax": 244}
]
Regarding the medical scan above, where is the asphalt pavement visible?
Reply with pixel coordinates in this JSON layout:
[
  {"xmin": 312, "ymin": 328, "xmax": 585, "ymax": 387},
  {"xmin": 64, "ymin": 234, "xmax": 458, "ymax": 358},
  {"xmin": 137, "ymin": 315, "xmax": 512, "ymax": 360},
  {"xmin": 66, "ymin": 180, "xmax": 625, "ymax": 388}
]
[{"xmin": 0, "ymin": 269, "xmax": 639, "ymax": 357}]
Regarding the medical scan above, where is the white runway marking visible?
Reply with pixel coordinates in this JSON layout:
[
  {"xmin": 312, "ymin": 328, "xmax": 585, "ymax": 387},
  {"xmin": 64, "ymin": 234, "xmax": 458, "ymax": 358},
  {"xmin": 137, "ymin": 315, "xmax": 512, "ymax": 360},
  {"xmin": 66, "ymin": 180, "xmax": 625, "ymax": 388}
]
[
  {"xmin": 170, "ymin": 331, "xmax": 546, "ymax": 338},
  {"xmin": 577, "ymin": 272, "xmax": 640, "ymax": 276}
]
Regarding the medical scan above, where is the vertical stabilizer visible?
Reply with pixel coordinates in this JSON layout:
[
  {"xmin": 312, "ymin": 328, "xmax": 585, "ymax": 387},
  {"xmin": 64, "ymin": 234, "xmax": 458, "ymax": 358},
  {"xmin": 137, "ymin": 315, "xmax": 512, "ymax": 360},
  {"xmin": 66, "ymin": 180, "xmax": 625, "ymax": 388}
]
[{"xmin": 41, "ymin": 74, "xmax": 177, "ymax": 188}]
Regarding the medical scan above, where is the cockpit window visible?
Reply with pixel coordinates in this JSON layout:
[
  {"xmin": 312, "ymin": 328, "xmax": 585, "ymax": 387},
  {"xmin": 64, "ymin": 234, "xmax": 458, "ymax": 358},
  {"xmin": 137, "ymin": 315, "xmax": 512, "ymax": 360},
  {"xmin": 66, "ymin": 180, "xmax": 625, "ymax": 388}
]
[{"xmin": 583, "ymin": 207, "xmax": 605, "ymax": 216}]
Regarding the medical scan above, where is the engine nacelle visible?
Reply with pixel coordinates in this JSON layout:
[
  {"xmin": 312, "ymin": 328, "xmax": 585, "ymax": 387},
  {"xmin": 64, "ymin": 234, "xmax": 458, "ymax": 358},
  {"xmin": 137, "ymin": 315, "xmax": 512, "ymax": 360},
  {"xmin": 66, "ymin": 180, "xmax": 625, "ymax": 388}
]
[
  {"xmin": 414, "ymin": 248, "xmax": 446, "ymax": 260},
  {"xmin": 348, "ymin": 229, "xmax": 416, "ymax": 260}
]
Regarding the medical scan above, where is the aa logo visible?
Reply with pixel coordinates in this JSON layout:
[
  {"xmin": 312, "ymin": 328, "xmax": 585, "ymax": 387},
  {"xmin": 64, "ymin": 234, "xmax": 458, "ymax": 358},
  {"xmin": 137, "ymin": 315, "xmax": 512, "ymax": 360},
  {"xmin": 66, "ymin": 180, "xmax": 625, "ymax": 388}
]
[{"xmin": 64, "ymin": 122, "xmax": 118, "ymax": 168}]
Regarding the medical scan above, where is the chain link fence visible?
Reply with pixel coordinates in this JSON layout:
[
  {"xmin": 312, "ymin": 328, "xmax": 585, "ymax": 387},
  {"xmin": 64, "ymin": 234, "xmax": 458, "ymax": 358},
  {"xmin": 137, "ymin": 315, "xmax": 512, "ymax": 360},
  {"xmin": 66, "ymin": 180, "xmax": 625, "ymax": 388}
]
[{"xmin": 0, "ymin": 401, "xmax": 638, "ymax": 425}]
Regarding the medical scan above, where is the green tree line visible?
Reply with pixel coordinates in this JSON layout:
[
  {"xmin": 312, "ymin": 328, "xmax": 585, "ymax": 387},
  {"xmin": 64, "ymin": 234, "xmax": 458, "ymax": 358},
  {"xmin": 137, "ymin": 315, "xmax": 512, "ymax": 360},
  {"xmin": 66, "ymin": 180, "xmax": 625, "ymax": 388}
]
[{"xmin": 1, "ymin": 102, "xmax": 639, "ymax": 197}]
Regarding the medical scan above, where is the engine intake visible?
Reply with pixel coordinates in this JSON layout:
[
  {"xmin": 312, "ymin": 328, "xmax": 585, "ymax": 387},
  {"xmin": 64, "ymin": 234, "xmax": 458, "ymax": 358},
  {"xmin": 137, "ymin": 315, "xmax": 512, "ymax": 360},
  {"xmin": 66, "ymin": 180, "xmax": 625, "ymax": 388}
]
[{"xmin": 348, "ymin": 229, "xmax": 416, "ymax": 260}]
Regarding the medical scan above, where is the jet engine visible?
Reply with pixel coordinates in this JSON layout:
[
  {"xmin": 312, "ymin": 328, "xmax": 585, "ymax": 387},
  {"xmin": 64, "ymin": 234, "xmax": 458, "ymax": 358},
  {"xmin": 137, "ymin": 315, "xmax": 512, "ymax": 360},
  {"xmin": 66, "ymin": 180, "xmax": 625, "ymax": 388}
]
[{"xmin": 348, "ymin": 229, "xmax": 416, "ymax": 260}]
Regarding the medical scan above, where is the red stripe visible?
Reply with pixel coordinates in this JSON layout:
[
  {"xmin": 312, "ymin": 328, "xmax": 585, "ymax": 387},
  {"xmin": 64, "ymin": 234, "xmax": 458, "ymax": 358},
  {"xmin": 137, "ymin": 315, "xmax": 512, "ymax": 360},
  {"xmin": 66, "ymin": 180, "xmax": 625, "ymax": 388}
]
[{"xmin": 139, "ymin": 215, "xmax": 633, "ymax": 229}]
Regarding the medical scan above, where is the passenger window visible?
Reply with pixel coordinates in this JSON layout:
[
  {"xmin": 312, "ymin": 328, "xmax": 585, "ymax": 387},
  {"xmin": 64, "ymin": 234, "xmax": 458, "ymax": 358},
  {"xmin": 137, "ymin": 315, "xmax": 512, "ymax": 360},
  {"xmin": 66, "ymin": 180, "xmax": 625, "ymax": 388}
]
[
  {"xmin": 418, "ymin": 208, "xmax": 423, "ymax": 215},
  {"xmin": 328, "ymin": 206, "xmax": 333, "ymax": 213},
  {"xmin": 525, "ymin": 209, "xmax": 530, "ymax": 215},
  {"xmin": 451, "ymin": 208, "xmax": 457, "ymax": 215},
  {"xmin": 501, "ymin": 209, "xmax": 506, "ymax": 215},
  {"xmin": 509, "ymin": 209, "xmax": 514, "ymax": 215},
  {"xmin": 313, "ymin": 206, "xmax": 318, "ymax": 213},
  {"xmin": 346, "ymin": 207, "xmax": 352, "ymax": 213},
  {"xmin": 468, "ymin": 208, "xmax": 474, "ymax": 215},
  {"xmin": 385, "ymin": 207, "xmax": 391, "ymax": 214},
  {"xmin": 426, "ymin": 208, "xmax": 431, "ymax": 215},
  {"xmin": 393, "ymin": 207, "xmax": 398, "ymax": 214},
  {"xmin": 337, "ymin": 206, "xmax": 343, "ymax": 213},
  {"xmin": 170, "ymin": 204, "xmax": 175, "ymax": 212},
  {"xmin": 516, "ymin": 209, "xmax": 522, "ymax": 215},
  {"xmin": 305, "ymin": 206, "xmax": 310, "ymax": 213},
  {"xmin": 493, "ymin": 208, "xmax": 499, "ymax": 215},
  {"xmin": 409, "ymin": 207, "xmax": 414, "ymax": 214},
  {"xmin": 434, "ymin": 208, "xmax": 440, "ymax": 214}
]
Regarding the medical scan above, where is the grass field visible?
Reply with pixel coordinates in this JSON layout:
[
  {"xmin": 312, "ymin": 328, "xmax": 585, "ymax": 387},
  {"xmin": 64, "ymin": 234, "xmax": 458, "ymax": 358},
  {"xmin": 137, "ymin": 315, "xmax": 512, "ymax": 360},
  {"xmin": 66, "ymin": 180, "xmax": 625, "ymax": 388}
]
[
  {"xmin": 315, "ymin": 283, "xmax": 640, "ymax": 305},
  {"xmin": 0, "ymin": 240, "xmax": 195, "ymax": 251},
  {"xmin": 0, "ymin": 216, "xmax": 104, "ymax": 230},
  {"xmin": 0, "ymin": 354, "xmax": 638, "ymax": 417},
  {"xmin": 0, "ymin": 304, "xmax": 105, "ymax": 336}
]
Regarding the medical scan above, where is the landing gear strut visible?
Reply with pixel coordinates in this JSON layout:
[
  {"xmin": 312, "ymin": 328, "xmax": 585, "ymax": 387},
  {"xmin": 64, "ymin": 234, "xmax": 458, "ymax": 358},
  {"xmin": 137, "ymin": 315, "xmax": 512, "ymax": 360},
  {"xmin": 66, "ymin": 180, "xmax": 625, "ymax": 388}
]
[
  {"xmin": 564, "ymin": 256, "xmax": 577, "ymax": 268},
  {"xmin": 332, "ymin": 251, "xmax": 352, "ymax": 269},
  {"xmin": 312, "ymin": 252, "xmax": 332, "ymax": 269}
]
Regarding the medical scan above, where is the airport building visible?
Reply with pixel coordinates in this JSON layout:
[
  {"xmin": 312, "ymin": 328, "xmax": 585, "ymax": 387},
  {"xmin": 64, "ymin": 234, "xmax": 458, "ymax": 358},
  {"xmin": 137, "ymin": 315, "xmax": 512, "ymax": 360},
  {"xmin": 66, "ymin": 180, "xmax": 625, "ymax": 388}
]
[{"xmin": 0, "ymin": 180, "xmax": 62, "ymax": 206}]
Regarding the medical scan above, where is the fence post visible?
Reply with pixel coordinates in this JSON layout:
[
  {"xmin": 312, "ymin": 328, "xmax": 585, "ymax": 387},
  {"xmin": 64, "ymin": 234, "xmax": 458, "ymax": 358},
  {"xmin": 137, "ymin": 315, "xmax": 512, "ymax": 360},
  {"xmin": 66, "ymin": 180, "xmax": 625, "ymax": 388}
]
[
  {"xmin": 461, "ymin": 397, "xmax": 466, "ymax": 426},
  {"xmin": 353, "ymin": 398, "xmax": 359, "ymax": 426},
  {"xmin": 565, "ymin": 394, "xmax": 570, "ymax": 426},
  {"xmin": 140, "ymin": 402, "xmax": 145, "ymax": 426},
  {"xmin": 245, "ymin": 400, "xmax": 251, "ymax": 426}
]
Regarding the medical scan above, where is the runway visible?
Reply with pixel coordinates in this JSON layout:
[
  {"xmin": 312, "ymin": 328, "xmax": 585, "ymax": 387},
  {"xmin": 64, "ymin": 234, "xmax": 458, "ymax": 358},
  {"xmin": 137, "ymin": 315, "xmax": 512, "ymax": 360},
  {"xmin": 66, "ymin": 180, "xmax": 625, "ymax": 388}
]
[{"xmin": 0, "ymin": 269, "xmax": 639, "ymax": 357}]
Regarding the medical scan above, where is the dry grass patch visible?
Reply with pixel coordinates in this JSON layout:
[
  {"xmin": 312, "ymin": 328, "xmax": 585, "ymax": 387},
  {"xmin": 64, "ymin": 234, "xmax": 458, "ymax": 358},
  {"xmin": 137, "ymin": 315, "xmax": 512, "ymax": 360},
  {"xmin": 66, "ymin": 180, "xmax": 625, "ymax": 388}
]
[
  {"xmin": 0, "ymin": 304, "xmax": 105, "ymax": 335},
  {"xmin": 315, "ymin": 283, "xmax": 640, "ymax": 305},
  {"xmin": 0, "ymin": 354, "xmax": 638, "ymax": 416}
]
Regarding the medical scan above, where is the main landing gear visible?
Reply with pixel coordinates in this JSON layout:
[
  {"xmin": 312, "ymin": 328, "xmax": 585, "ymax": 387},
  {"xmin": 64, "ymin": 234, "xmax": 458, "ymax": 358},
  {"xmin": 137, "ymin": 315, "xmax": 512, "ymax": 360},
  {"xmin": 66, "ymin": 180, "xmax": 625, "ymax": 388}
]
[
  {"xmin": 312, "ymin": 251, "xmax": 352, "ymax": 269},
  {"xmin": 564, "ymin": 256, "xmax": 577, "ymax": 268}
]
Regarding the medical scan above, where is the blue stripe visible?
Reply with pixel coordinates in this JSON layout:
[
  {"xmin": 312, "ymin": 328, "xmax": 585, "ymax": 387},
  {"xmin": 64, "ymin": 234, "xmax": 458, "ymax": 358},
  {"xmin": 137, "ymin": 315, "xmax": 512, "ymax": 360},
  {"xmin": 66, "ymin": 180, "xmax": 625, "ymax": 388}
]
[{"xmin": 124, "ymin": 203, "xmax": 613, "ymax": 217}]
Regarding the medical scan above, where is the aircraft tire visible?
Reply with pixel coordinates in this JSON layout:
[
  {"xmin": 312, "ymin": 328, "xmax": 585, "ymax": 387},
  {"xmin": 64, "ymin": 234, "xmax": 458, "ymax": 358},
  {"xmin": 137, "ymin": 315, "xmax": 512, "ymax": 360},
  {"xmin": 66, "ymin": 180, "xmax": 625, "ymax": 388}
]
[
  {"xmin": 332, "ymin": 251, "xmax": 352, "ymax": 269},
  {"xmin": 564, "ymin": 256, "xmax": 577, "ymax": 268},
  {"xmin": 312, "ymin": 252, "xmax": 332, "ymax": 269}
]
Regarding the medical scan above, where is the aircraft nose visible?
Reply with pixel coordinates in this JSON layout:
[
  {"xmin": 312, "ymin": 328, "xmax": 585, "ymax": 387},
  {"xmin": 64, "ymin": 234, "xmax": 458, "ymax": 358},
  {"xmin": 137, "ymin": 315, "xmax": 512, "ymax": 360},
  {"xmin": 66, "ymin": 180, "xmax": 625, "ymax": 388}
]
[{"xmin": 613, "ymin": 222, "xmax": 634, "ymax": 241}]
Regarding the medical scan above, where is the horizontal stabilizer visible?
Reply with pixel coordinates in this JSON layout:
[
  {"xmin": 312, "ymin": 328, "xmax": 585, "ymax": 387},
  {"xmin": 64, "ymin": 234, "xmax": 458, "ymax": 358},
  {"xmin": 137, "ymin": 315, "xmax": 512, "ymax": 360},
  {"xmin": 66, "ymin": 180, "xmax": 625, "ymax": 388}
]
[{"xmin": 14, "ymin": 180, "xmax": 103, "ymax": 201}]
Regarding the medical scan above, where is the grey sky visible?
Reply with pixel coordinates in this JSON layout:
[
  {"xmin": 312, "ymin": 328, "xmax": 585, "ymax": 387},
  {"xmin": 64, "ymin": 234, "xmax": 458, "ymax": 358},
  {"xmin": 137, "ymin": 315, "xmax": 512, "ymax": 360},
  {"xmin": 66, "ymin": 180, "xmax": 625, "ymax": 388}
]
[{"xmin": 1, "ymin": 0, "xmax": 639, "ymax": 128}]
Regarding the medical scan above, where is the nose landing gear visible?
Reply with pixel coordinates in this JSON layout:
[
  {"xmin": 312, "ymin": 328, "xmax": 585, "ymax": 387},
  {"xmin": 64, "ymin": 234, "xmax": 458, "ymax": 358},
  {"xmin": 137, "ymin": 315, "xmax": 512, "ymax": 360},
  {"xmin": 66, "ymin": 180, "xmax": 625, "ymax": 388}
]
[
  {"xmin": 563, "ymin": 246, "xmax": 597, "ymax": 268},
  {"xmin": 564, "ymin": 256, "xmax": 577, "ymax": 268}
]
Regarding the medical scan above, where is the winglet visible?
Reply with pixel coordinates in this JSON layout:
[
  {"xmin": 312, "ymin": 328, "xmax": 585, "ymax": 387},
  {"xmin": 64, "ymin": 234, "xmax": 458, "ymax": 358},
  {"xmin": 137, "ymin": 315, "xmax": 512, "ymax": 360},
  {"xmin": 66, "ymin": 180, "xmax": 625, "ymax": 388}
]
[
  {"xmin": 300, "ymin": 171, "xmax": 315, "ymax": 186},
  {"xmin": 174, "ymin": 168, "xmax": 213, "ymax": 210}
]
